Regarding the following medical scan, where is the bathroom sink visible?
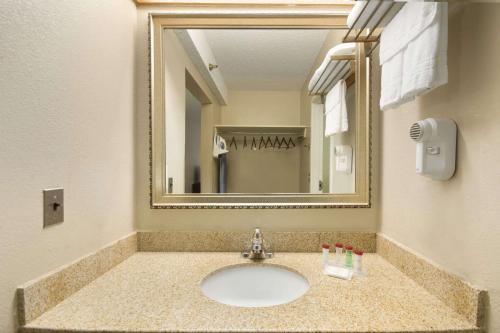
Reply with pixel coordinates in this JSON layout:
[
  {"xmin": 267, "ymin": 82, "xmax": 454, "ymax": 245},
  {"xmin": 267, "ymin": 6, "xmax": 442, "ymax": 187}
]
[{"xmin": 201, "ymin": 264, "xmax": 309, "ymax": 307}]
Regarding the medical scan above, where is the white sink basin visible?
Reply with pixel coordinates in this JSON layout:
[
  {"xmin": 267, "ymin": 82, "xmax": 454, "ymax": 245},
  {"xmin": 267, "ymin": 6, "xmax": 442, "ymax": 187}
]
[{"xmin": 201, "ymin": 264, "xmax": 309, "ymax": 307}]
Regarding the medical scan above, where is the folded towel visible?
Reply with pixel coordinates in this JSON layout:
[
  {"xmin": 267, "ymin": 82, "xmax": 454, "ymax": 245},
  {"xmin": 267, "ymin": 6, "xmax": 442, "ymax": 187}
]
[
  {"xmin": 308, "ymin": 43, "xmax": 355, "ymax": 93},
  {"xmin": 380, "ymin": 52, "xmax": 416, "ymax": 110},
  {"xmin": 324, "ymin": 79, "xmax": 348, "ymax": 137},
  {"xmin": 380, "ymin": 2, "xmax": 440, "ymax": 63},
  {"xmin": 212, "ymin": 134, "xmax": 228, "ymax": 158},
  {"xmin": 347, "ymin": 0, "xmax": 395, "ymax": 29},
  {"xmin": 347, "ymin": 1, "xmax": 367, "ymax": 28},
  {"xmin": 380, "ymin": 2, "xmax": 448, "ymax": 110},
  {"xmin": 401, "ymin": 3, "xmax": 448, "ymax": 100}
]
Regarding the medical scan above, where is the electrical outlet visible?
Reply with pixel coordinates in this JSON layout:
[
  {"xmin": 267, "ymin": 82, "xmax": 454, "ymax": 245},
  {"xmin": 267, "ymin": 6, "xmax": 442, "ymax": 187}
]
[{"xmin": 43, "ymin": 188, "xmax": 64, "ymax": 228}]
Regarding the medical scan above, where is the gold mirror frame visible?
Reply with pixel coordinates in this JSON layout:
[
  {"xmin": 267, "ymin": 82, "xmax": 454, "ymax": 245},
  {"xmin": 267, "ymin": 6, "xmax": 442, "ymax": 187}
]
[{"xmin": 149, "ymin": 9, "xmax": 371, "ymax": 208}]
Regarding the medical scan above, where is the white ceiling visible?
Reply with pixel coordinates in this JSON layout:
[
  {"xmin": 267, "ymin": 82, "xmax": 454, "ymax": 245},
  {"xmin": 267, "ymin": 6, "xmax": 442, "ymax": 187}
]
[{"xmin": 203, "ymin": 29, "xmax": 329, "ymax": 91}]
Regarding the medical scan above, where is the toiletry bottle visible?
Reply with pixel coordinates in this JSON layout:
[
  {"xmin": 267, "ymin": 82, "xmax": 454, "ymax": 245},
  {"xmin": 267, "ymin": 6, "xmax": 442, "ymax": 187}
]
[
  {"xmin": 353, "ymin": 249, "xmax": 363, "ymax": 274},
  {"xmin": 334, "ymin": 243, "xmax": 343, "ymax": 265},
  {"xmin": 345, "ymin": 245, "xmax": 354, "ymax": 268},
  {"xmin": 322, "ymin": 243, "xmax": 330, "ymax": 268}
]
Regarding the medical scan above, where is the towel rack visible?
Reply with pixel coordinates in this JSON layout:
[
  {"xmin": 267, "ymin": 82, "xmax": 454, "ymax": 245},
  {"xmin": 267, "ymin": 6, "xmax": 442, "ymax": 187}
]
[
  {"xmin": 343, "ymin": 0, "xmax": 405, "ymax": 55},
  {"xmin": 308, "ymin": 54, "xmax": 355, "ymax": 96}
]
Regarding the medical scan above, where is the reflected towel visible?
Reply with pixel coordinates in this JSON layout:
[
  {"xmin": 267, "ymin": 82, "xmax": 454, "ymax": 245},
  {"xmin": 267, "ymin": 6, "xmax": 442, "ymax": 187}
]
[
  {"xmin": 347, "ymin": 0, "xmax": 367, "ymax": 28},
  {"xmin": 308, "ymin": 43, "xmax": 355, "ymax": 92},
  {"xmin": 213, "ymin": 134, "xmax": 229, "ymax": 158},
  {"xmin": 324, "ymin": 79, "xmax": 348, "ymax": 137}
]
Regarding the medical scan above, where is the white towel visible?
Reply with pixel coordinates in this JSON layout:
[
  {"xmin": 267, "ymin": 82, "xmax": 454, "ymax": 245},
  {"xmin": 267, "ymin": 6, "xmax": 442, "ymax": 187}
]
[
  {"xmin": 401, "ymin": 3, "xmax": 448, "ymax": 100},
  {"xmin": 347, "ymin": 1, "xmax": 395, "ymax": 29},
  {"xmin": 308, "ymin": 43, "xmax": 355, "ymax": 92},
  {"xmin": 380, "ymin": 2, "xmax": 448, "ymax": 111},
  {"xmin": 212, "ymin": 134, "xmax": 228, "ymax": 158},
  {"xmin": 324, "ymin": 79, "xmax": 348, "ymax": 137},
  {"xmin": 380, "ymin": 52, "xmax": 416, "ymax": 110},
  {"xmin": 347, "ymin": 1, "xmax": 367, "ymax": 28}
]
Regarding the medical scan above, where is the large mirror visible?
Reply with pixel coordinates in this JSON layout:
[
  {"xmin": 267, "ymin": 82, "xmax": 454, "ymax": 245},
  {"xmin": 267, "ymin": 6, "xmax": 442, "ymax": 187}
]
[{"xmin": 150, "ymin": 12, "xmax": 370, "ymax": 207}]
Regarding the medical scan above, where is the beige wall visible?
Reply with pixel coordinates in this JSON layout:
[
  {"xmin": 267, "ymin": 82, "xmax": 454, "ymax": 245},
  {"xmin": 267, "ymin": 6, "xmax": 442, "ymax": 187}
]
[
  {"xmin": 378, "ymin": 3, "xmax": 500, "ymax": 331},
  {"xmin": 163, "ymin": 29, "xmax": 221, "ymax": 193},
  {"xmin": 221, "ymin": 90, "xmax": 301, "ymax": 126},
  {"xmin": 136, "ymin": 8, "xmax": 378, "ymax": 231},
  {"xmin": 0, "ymin": 1, "xmax": 137, "ymax": 332},
  {"xmin": 220, "ymin": 90, "xmax": 301, "ymax": 193},
  {"xmin": 160, "ymin": 28, "xmax": 222, "ymax": 194},
  {"xmin": 200, "ymin": 103, "xmax": 222, "ymax": 193},
  {"xmin": 185, "ymin": 90, "xmax": 202, "ymax": 192},
  {"xmin": 164, "ymin": 29, "xmax": 188, "ymax": 193}
]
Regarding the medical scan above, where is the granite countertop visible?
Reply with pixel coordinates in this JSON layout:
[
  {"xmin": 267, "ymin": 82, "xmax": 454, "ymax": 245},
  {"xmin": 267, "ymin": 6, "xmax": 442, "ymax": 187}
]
[{"xmin": 20, "ymin": 252, "xmax": 479, "ymax": 333}]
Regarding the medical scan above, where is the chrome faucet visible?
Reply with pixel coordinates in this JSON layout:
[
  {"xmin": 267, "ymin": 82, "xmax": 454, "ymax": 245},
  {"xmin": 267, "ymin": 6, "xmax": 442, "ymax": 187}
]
[{"xmin": 242, "ymin": 228, "xmax": 273, "ymax": 260}]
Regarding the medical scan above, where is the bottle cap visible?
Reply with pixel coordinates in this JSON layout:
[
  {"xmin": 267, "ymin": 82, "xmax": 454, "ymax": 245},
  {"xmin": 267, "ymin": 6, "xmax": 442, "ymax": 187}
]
[
  {"xmin": 322, "ymin": 243, "xmax": 330, "ymax": 249},
  {"xmin": 335, "ymin": 242, "xmax": 343, "ymax": 248},
  {"xmin": 345, "ymin": 245, "xmax": 354, "ymax": 251},
  {"xmin": 354, "ymin": 249, "xmax": 364, "ymax": 255}
]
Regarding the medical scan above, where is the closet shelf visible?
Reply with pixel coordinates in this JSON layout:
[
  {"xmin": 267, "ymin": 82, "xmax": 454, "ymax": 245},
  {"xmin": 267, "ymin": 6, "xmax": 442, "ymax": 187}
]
[
  {"xmin": 215, "ymin": 125, "xmax": 307, "ymax": 138},
  {"xmin": 342, "ymin": 0, "xmax": 405, "ymax": 49},
  {"xmin": 308, "ymin": 55, "xmax": 355, "ymax": 96}
]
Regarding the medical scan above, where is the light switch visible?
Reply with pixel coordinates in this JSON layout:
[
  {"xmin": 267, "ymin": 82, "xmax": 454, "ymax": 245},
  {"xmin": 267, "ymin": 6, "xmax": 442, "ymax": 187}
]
[{"xmin": 43, "ymin": 188, "xmax": 64, "ymax": 228}]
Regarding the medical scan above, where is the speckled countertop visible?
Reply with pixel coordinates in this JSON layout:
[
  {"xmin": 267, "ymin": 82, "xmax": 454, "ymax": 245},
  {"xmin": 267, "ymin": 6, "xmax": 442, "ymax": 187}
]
[{"xmin": 21, "ymin": 252, "xmax": 479, "ymax": 333}]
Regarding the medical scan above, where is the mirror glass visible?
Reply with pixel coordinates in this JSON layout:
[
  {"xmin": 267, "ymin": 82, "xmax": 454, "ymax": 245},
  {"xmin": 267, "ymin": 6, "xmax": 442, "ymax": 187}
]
[{"xmin": 163, "ymin": 28, "xmax": 357, "ymax": 195}]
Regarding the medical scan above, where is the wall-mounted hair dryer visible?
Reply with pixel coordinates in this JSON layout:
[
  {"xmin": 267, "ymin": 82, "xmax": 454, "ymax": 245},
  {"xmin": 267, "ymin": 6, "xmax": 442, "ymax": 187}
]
[{"xmin": 409, "ymin": 118, "xmax": 457, "ymax": 181}]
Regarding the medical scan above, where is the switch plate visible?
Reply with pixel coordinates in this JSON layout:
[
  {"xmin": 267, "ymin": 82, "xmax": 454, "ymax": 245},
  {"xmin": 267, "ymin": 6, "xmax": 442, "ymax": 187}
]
[{"xmin": 43, "ymin": 188, "xmax": 64, "ymax": 228}]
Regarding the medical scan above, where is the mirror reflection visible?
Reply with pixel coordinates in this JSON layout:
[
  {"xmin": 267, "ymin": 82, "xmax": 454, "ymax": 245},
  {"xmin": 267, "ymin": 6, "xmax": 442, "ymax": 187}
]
[{"xmin": 164, "ymin": 29, "xmax": 357, "ymax": 195}]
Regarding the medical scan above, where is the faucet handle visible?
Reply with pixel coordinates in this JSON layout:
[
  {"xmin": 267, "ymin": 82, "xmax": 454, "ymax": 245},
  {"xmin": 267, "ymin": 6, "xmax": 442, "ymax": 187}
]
[
  {"xmin": 251, "ymin": 228, "xmax": 263, "ymax": 251},
  {"xmin": 242, "ymin": 228, "xmax": 274, "ymax": 260}
]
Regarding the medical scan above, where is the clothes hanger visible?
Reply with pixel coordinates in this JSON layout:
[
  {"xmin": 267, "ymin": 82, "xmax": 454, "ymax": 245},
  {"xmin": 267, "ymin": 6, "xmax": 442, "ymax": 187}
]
[
  {"xmin": 251, "ymin": 137, "xmax": 257, "ymax": 150},
  {"xmin": 280, "ymin": 136, "xmax": 289, "ymax": 149},
  {"xmin": 258, "ymin": 136, "xmax": 265, "ymax": 150},
  {"xmin": 229, "ymin": 136, "xmax": 237, "ymax": 150},
  {"xmin": 265, "ymin": 136, "xmax": 273, "ymax": 149},
  {"xmin": 273, "ymin": 136, "xmax": 280, "ymax": 149},
  {"xmin": 243, "ymin": 136, "xmax": 248, "ymax": 149},
  {"xmin": 287, "ymin": 137, "xmax": 295, "ymax": 149}
]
